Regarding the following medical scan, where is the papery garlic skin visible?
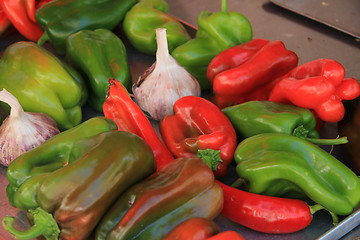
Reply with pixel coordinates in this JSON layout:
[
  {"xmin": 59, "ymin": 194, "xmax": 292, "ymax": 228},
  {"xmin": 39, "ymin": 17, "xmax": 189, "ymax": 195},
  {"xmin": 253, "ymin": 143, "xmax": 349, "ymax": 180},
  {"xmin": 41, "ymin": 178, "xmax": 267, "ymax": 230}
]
[
  {"xmin": 0, "ymin": 89, "xmax": 60, "ymax": 167},
  {"xmin": 133, "ymin": 28, "xmax": 201, "ymax": 121}
]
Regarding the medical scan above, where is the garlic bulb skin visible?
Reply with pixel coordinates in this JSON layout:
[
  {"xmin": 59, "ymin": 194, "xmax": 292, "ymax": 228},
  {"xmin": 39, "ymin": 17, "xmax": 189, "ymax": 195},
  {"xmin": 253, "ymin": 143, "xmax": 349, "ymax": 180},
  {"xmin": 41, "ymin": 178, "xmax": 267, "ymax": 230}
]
[
  {"xmin": 133, "ymin": 28, "xmax": 201, "ymax": 121},
  {"xmin": 0, "ymin": 89, "xmax": 60, "ymax": 167}
]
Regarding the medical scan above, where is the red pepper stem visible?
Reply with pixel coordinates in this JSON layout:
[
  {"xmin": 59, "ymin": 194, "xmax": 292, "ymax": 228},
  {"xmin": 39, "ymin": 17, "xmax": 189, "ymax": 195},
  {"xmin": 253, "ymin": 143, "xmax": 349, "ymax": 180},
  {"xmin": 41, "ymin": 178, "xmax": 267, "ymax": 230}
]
[
  {"xmin": 2, "ymin": 207, "xmax": 60, "ymax": 240},
  {"xmin": 309, "ymin": 204, "xmax": 339, "ymax": 225},
  {"xmin": 293, "ymin": 125, "xmax": 348, "ymax": 145},
  {"xmin": 221, "ymin": 0, "xmax": 228, "ymax": 13},
  {"xmin": 196, "ymin": 148, "xmax": 223, "ymax": 171}
]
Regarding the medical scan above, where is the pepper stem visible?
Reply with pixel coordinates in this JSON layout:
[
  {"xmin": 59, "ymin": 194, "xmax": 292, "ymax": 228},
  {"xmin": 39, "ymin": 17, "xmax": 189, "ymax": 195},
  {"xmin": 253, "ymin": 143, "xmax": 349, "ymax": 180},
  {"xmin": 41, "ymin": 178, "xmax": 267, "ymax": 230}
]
[
  {"xmin": 2, "ymin": 207, "xmax": 60, "ymax": 240},
  {"xmin": 309, "ymin": 204, "xmax": 339, "ymax": 225},
  {"xmin": 221, "ymin": 0, "xmax": 228, "ymax": 13},
  {"xmin": 37, "ymin": 32, "xmax": 49, "ymax": 46},
  {"xmin": 293, "ymin": 125, "xmax": 348, "ymax": 145},
  {"xmin": 196, "ymin": 149, "xmax": 223, "ymax": 171}
]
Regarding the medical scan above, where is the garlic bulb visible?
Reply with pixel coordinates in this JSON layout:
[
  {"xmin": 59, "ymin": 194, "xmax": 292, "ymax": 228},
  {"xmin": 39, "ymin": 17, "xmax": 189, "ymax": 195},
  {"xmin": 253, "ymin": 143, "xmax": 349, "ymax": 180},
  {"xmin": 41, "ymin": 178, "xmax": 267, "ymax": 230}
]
[
  {"xmin": 133, "ymin": 28, "xmax": 201, "ymax": 121},
  {"xmin": 0, "ymin": 89, "xmax": 60, "ymax": 167}
]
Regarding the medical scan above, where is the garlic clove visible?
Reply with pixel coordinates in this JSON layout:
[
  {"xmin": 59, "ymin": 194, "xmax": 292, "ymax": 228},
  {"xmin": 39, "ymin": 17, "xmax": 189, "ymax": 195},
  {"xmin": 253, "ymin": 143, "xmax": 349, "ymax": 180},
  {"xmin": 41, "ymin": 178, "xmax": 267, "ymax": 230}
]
[
  {"xmin": 0, "ymin": 89, "xmax": 60, "ymax": 167},
  {"xmin": 133, "ymin": 28, "xmax": 201, "ymax": 121}
]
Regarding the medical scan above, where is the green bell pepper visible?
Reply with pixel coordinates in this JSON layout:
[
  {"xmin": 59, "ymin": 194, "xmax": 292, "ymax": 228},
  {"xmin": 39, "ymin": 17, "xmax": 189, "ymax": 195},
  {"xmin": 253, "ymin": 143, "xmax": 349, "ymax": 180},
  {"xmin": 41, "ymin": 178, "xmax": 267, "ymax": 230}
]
[
  {"xmin": 234, "ymin": 133, "xmax": 360, "ymax": 216},
  {"xmin": 0, "ymin": 41, "xmax": 87, "ymax": 130},
  {"xmin": 222, "ymin": 101, "xmax": 348, "ymax": 145},
  {"xmin": 36, "ymin": 0, "xmax": 138, "ymax": 55},
  {"xmin": 171, "ymin": 0, "xmax": 252, "ymax": 90},
  {"xmin": 4, "ymin": 120, "xmax": 156, "ymax": 240},
  {"xmin": 122, "ymin": 0, "xmax": 191, "ymax": 55},
  {"xmin": 66, "ymin": 28, "xmax": 132, "ymax": 112},
  {"xmin": 95, "ymin": 157, "xmax": 223, "ymax": 240}
]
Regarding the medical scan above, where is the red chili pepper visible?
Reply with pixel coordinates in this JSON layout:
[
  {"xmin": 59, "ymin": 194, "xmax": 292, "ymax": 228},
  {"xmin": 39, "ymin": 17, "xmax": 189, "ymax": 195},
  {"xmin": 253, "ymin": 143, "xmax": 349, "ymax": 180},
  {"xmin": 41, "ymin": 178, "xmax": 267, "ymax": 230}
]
[
  {"xmin": 268, "ymin": 58, "xmax": 360, "ymax": 123},
  {"xmin": 207, "ymin": 38, "xmax": 298, "ymax": 109},
  {"xmin": 161, "ymin": 217, "xmax": 220, "ymax": 240},
  {"xmin": 206, "ymin": 231, "xmax": 245, "ymax": 240},
  {"xmin": 216, "ymin": 180, "xmax": 321, "ymax": 234},
  {"xmin": 103, "ymin": 77, "xmax": 174, "ymax": 170},
  {"xmin": 159, "ymin": 96, "xmax": 237, "ymax": 178},
  {"xmin": 0, "ymin": 0, "xmax": 52, "ymax": 41},
  {"xmin": 0, "ymin": 4, "xmax": 12, "ymax": 37}
]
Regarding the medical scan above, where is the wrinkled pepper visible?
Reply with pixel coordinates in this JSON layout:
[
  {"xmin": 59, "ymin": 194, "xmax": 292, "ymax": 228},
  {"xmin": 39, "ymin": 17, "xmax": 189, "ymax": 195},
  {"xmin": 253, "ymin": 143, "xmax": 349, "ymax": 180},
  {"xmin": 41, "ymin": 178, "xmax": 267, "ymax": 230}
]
[
  {"xmin": 4, "ymin": 119, "xmax": 156, "ymax": 240},
  {"xmin": 161, "ymin": 217, "xmax": 219, "ymax": 240},
  {"xmin": 122, "ymin": 0, "xmax": 191, "ymax": 55},
  {"xmin": 217, "ymin": 181, "xmax": 323, "ymax": 234},
  {"xmin": 0, "ymin": 0, "xmax": 52, "ymax": 41},
  {"xmin": 0, "ymin": 5, "xmax": 12, "ymax": 37},
  {"xmin": 66, "ymin": 28, "xmax": 132, "ymax": 112},
  {"xmin": 159, "ymin": 96, "xmax": 237, "ymax": 178},
  {"xmin": 172, "ymin": 0, "xmax": 252, "ymax": 90},
  {"xmin": 339, "ymin": 99, "xmax": 360, "ymax": 175},
  {"xmin": 95, "ymin": 157, "xmax": 223, "ymax": 240},
  {"xmin": 36, "ymin": 0, "xmax": 138, "ymax": 54},
  {"xmin": 234, "ymin": 133, "xmax": 360, "ymax": 216},
  {"xmin": 268, "ymin": 58, "xmax": 360, "ymax": 123},
  {"xmin": 207, "ymin": 38, "xmax": 298, "ymax": 108},
  {"xmin": 103, "ymin": 77, "xmax": 174, "ymax": 170},
  {"xmin": 0, "ymin": 41, "xmax": 87, "ymax": 130},
  {"xmin": 222, "ymin": 100, "xmax": 348, "ymax": 145}
]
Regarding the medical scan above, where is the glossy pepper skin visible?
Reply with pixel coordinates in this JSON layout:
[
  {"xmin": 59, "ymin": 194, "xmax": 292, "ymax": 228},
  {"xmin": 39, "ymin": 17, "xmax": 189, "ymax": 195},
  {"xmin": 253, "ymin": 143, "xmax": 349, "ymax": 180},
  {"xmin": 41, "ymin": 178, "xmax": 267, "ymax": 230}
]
[
  {"xmin": 222, "ymin": 100, "xmax": 348, "ymax": 146},
  {"xmin": 172, "ymin": 0, "xmax": 252, "ymax": 90},
  {"xmin": 66, "ymin": 29, "xmax": 132, "ymax": 112},
  {"xmin": 234, "ymin": 133, "xmax": 360, "ymax": 216},
  {"xmin": 161, "ymin": 217, "xmax": 219, "ymax": 240},
  {"xmin": 159, "ymin": 96, "xmax": 237, "ymax": 178},
  {"xmin": 0, "ymin": 41, "xmax": 88, "ymax": 130},
  {"xmin": 103, "ymin": 77, "xmax": 174, "ymax": 170},
  {"xmin": 95, "ymin": 157, "xmax": 224, "ymax": 240},
  {"xmin": 6, "ymin": 116, "xmax": 118, "ymax": 210},
  {"xmin": 0, "ymin": 0, "xmax": 52, "ymax": 41},
  {"xmin": 268, "ymin": 58, "xmax": 360, "ymax": 123},
  {"xmin": 36, "ymin": 0, "xmax": 138, "ymax": 55},
  {"xmin": 207, "ymin": 39, "xmax": 298, "ymax": 109},
  {"xmin": 122, "ymin": 0, "xmax": 191, "ymax": 55},
  {"xmin": 216, "ymin": 181, "xmax": 316, "ymax": 234},
  {"xmin": 5, "ymin": 128, "xmax": 156, "ymax": 240},
  {"xmin": 207, "ymin": 231, "xmax": 245, "ymax": 240}
]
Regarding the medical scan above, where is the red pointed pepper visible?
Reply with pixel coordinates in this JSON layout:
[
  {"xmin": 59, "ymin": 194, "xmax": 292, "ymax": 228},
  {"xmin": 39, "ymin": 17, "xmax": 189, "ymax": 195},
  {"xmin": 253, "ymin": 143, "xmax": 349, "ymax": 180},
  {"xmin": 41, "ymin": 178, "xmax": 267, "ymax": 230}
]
[
  {"xmin": 159, "ymin": 96, "xmax": 237, "ymax": 178},
  {"xmin": 207, "ymin": 38, "xmax": 298, "ymax": 108},
  {"xmin": 103, "ymin": 77, "xmax": 174, "ymax": 170},
  {"xmin": 268, "ymin": 58, "xmax": 360, "ymax": 123},
  {"xmin": 207, "ymin": 231, "xmax": 245, "ymax": 240},
  {"xmin": 0, "ymin": 5, "xmax": 12, "ymax": 36},
  {"xmin": 216, "ymin": 181, "xmax": 325, "ymax": 234},
  {"xmin": 0, "ymin": 0, "xmax": 52, "ymax": 41}
]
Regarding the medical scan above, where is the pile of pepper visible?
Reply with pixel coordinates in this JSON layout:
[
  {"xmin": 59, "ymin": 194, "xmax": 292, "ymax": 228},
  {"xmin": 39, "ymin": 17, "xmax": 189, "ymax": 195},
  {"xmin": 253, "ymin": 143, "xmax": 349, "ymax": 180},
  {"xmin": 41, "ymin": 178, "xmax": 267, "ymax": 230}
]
[{"xmin": 0, "ymin": 0, "xmax": 360, "ymax": 239}]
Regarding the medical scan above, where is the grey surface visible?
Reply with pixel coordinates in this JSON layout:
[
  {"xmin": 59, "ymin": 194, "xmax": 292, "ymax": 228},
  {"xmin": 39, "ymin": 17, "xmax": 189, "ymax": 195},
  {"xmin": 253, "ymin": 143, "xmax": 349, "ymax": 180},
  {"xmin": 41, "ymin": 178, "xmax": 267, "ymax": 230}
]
[{"xmin": 0, "ymin": 0, "xmax": 359, "ymax": 239}]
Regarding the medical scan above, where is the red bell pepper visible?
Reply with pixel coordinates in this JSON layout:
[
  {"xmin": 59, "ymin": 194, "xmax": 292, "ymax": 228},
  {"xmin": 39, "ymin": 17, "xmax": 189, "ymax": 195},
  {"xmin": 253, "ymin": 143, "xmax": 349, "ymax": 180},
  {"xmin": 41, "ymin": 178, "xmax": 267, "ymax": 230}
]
[
  {"xmin": 161, "ymin": 217, "xmax": 220, "ymax": 240},
  {"xmin": 103, "ymin": 77, "xmax": 174, "ymax": 170},
  {"xmin": 216, "ymin": 180, "xmax": 325, "ymax": 234},
  {"xmin": 0, "ymin": 4, "xmax": 12, "ymax": 36},
  {"xmin": 159, "ymin": 96, "xmax": 237, "ymax": 178},
  {"xmin": 0, "ymin": 0, "xmax": 52, "ymax": 41},
  {"xmin": 268, "ymin": 58, "xmax": 360, "ymax": 123},
  {"xmin": 207, "ymin": 38, "xmax": 298, "ymax": 109},
  {"xmin": 206, "ymin": 231, "xmax": 245, "ymax": 240}
]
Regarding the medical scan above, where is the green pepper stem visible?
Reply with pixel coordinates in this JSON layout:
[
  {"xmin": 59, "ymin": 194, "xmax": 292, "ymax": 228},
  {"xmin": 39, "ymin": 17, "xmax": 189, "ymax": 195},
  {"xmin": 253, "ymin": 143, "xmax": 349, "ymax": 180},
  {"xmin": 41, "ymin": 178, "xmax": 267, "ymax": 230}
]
[
  {"xmin": 37, "ymin": 32, "xmax": 49, "ymax": 46},
  {"xmin": 231, "ymin": 178, "xmax": 247, "ymax": 189},
  {"xmin": 309, "ymin": 204, "xmax": 339, "ymax": 225},
  {"xmin": 196, "ymin": 148, "xmax": 223, "ymax": 171},
  {"xmin": 2, "ymin": 207, "xmax": 60, "ymax": 240},
  {"xmin": 221, "ymin": 0, "xmax": 228, "ymax": 13},
  {"xmin": 293, "ymin": 125, "xmax": 348, "ymax": 145}
]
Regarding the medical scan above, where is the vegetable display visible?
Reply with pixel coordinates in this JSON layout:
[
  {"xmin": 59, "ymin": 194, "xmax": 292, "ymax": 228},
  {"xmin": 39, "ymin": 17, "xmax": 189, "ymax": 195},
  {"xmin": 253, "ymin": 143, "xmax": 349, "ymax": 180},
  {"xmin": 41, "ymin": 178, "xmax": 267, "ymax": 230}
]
[
  {"xmin": 207, "ymin": 38, "xmax": 298, "ymax": 108},
  {"xmin": 66, "ymin": 28, "xmax": 132, "ymax": 112},
  {"xmin": 0, "ymin": 0, "xmax": 359, "ymax": 239},
  {"xmin": 0, "ymin": 41, "xmax": 87, "ymax": 130},
  {"xmin": 95, "ymin": 157, "xmax": 223, "ymax": 240},
  {"xmin": 4, "ymin": 122, "xmax": 155, "ymax": 240},
  {"xmin": 172, "ymin": 0, "xmax": 253, "ymax": 90},
  {"xmin": 36, "ymin": 0, "xmax": 138, "ymax": 54},
  {"xmin": 160, "ymin": 95, "xmax": 237, "ymax": 177},
  {"xmin": 122, "ymin": 0, "xmax": 191, "ymax": 55}
]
